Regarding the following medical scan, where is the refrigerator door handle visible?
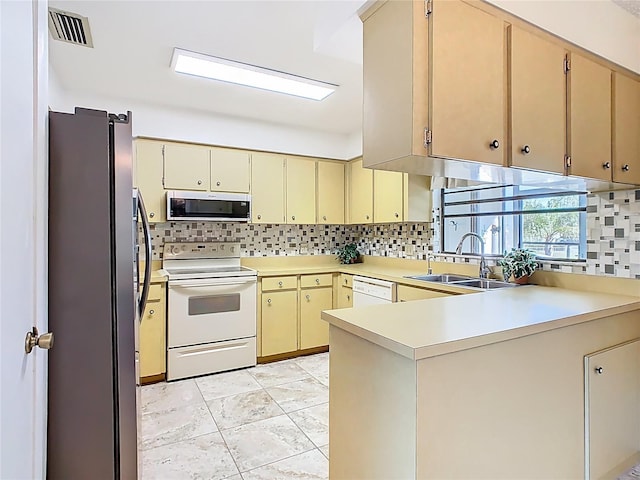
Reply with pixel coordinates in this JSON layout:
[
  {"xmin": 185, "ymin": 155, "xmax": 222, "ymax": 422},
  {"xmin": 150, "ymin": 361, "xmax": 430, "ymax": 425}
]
[{"xmin": 137, "ymin": 192, "xmax": 153, "ymax": 320}]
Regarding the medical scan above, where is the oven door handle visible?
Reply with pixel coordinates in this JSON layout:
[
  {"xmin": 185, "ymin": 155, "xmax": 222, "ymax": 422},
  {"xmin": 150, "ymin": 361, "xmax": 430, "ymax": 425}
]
[{"xmin": 169, "ymin": 279, "xmax": 257, "ymax": 288}]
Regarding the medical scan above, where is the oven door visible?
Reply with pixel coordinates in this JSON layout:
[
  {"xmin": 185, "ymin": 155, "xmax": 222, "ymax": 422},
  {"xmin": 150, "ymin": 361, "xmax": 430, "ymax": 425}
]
[{"xmin": 168, "ymin": 276, "xmax": 257, "ymax": 348}]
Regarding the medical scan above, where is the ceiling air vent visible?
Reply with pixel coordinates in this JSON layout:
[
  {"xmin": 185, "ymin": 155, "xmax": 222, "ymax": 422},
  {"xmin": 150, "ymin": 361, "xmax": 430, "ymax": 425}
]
[{"xmin": 48, "ymin": 7, "xmax": 93, "ymax": 48}]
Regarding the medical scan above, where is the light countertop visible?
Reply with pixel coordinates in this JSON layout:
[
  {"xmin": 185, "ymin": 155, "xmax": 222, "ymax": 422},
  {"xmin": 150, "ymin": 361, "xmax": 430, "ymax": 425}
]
[{"xmin": 321, "ymin": 286, "xmax": 640, "ymax": 360}]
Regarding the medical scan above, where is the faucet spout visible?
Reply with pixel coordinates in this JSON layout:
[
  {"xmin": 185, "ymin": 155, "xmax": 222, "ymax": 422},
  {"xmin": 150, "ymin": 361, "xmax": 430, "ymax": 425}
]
[{"xmin": 455, "ymin": 233, "xmax": 491, "ymax": 279}]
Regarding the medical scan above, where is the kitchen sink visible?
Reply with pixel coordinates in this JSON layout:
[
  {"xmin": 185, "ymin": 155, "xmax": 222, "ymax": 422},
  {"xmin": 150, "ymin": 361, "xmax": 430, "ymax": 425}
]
[
  {"xmin": 449, "ymin": 279, "xmax": 516, "ymax": 289},
  {"xmin": 406, "ymin": 273, "xmax": 474, "ymax": 283}
]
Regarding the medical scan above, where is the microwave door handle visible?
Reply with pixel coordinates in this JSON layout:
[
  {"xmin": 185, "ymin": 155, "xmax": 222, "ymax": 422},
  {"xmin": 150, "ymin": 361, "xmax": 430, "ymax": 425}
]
[{"xmin": 137, "ymin": 192, "xmax": 153, "ymax": 320}]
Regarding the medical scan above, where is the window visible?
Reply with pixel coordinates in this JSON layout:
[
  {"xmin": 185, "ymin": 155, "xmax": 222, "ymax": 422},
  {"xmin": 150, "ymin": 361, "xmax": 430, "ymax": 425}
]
[{"xmin": 440, "ymin": 185, "xmax": 587, "ymax": 260}]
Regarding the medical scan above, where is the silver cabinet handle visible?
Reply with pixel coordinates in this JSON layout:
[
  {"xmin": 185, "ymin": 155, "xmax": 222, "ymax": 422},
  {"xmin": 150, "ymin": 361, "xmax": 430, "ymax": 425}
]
[
  {"xmin": 149, "ymin": 309, "xmax": 155, "ymax": 315},
  {"xmin": 197, "ymin": 180, "xmax": 202, "ymax": 185},
  {"xmin": 306, "ymin": 294, "xmax": 310, "ymax": 301},
  {"xmin": 257, "ymin": 214, "xmax": 261, "ymax": 219},
  {"xmin": 149, "ymin": 212, "xmax": 155, "ymax": 218},
  {"xmin": 521, "ymin": 145, "xmax": 531, "ymax": 154},
  {"xmin": 489, "ymin": 139, "xmax": 500, "ymax": 149},
  {"xmin": 595, "ymin": 366, "xmax": 604, "ymax": 374},
  {"xmin": 603, "ymin": 162, "xmax": 611, "ymax": 169},
  {"xmin": 216, "ymin": 181, "xmax": 221, "ymax": 186},
  {"xmin": 395, "ymin": 212, "xmax": 399, "ymax": 218},
  {"xmin": 267, "ymin": 298, "xmax": 272, "ymax": 305},
  {"xmin": 366, "ymin": 215, "xmax": 370, "ymax": 220},
  {"xmin": 323, "ymin": 216, "xmax": 327, "ymax": 221},
  {"xmin": 292, "ymin": 215, "xmax": 296, "ymax": 220},
  {"xmin": 315, "ymin": 278, "xmax": 320, "ymax": 284},
  {"xmin": 344, "ymin": 278, "xmax": 348, "ymax": 284},
  {"xmin": 622, "ymin": 164, "xmax": 630, "ymax": 172},
  {"xmin": 347, "ymin": 295, "xmax": 350, "ymax": 301},
  {"xmin": 278, "ymin": 281, "xmax": 283, "ymax": 287}
]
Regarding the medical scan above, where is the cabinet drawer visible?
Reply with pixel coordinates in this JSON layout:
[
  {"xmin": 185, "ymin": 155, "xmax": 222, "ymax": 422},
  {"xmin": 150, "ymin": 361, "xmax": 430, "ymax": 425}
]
[
  {"xmin": 340, "ymin": 274, "xmax": 353, "ymax": 288},
  {"xmin": 147, "ymin": 283, "xmax": 164, "ymax": 302},
  {"xmin": 262, "ymin": 276, "xmax": 297, "ymax": 291},
  {"xmin": 300, "ymin": 273, "xmax": 333, "ymax": 288}
]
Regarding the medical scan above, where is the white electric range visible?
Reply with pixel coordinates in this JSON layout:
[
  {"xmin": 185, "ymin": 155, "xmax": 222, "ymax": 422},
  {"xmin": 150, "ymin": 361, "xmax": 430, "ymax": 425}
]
[{"xmin": 163, "ymin": 242, "xmax": 257, "ymax": 381}]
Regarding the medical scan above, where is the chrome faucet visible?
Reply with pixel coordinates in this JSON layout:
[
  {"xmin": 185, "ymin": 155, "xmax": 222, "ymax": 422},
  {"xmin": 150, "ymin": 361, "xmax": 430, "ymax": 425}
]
[
  {"xmin": 455, "ymin": 232, "xmax": 491, "ymax": 279},
  {"xmin": 426, "ymin": 252, "xmax": 435, "ymax": 274}
]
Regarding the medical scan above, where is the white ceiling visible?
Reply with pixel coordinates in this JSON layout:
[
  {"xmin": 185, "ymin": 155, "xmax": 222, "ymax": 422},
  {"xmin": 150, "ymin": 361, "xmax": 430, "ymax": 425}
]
[{"xmin": 48, "ymin": 1, "xmax": 367, "ymax": 136}]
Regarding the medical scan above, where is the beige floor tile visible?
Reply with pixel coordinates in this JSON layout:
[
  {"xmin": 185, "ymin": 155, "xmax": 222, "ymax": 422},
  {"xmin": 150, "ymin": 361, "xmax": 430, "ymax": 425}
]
[
  {"xmin": 141, "ymin": 432, "xmax": 238, "ymax": 480},
  {"xmin": 266, "ymin": 377, "xmax": 329, "ymax": 413},
  {"xmin": 195, "ymin": 368, "xmax": 262, "ymax": 401},
  {"xmin": 248, "ymin": 361, "xmax": 311, "ymax": 388},
  {"xmin": 140, "ymin": 403, "xmax": 218, "ymax": 450},
  {"xmin": 207, "ymin": 389, "xmax": 284, "ymax": 430},
  {"xmin": 220, "ymin": 415, "xmax": 314, "ymax": 472},
  {"xmin": 241, "ymin": 449, "xmax": 328, "ymax": 480},
  {"xmin": 140, "ymin": 379, "xmax": 203, "ymax": 414},
  {"xmin": 288, "ymin": 403, "xmax": 329, "ymax": 448},
  {"xmin": 293, "ymin": 353, "xmax": 329, "ymax": 378}
]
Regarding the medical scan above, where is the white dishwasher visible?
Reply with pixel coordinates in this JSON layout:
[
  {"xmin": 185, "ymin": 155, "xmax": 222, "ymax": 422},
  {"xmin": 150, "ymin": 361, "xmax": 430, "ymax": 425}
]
[{"xmin": 352, "ymin": 276, "xmax": 397, "ymax": 307}]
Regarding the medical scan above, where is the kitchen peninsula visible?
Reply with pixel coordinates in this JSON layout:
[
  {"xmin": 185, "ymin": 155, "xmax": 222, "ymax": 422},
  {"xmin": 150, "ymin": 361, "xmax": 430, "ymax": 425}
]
[{"xmin": 322, "ymin": 285, "xmax": 640, "ymax": 479}]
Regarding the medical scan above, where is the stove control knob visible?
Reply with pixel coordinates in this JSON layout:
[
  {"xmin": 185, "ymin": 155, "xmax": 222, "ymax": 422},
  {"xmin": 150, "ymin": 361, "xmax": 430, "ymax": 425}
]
[{"xmin": 171, "ymin": 245, "xmax": 181, "ymax": 254}]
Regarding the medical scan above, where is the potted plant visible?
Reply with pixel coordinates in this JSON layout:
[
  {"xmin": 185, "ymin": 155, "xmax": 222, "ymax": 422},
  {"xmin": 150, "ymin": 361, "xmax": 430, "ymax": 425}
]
[
  {"xmin": 337, "ymin": 243, "xmax": 361, "ymax": 264},
  {"xmin": 498, "ymin": 248, "xmax": 538, "ymax": 284}
]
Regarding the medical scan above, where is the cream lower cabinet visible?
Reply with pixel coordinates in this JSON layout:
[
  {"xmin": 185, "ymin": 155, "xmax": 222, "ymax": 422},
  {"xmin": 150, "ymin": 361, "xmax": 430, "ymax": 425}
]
[
  {"xmin": 300, "ymin": 274, "xmax": 333, "ymax": 349},
  {"xmin": 140, "ymin": 282, "xmax": 166, "ymax": 379},
  {"xmin": 261, "ymin": 288, "xmax": 298, "ymax": 357},
  {"xmin": 585, "ymin": 339, "xmax": 640, "ymax": 479},
  {"xmin": 338, "ymin": 286, "xmax": 353, "ymax": 308},
  {"xmin": 134, "ymin": 140, "xmax": 166, "ymax": 223},
  {"xmin": 397, "ymin": 284, "xmax": 452, "ymax": 302}
]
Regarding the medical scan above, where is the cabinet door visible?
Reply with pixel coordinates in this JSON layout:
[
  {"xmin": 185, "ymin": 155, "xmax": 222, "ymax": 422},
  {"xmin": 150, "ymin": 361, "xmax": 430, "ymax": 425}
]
[
  {"xmin": 286, "ymin": 157, "xmax": 316, "ymax": 224},
  {"xmin": 139, "ymin": 285, "xmax": 166, "ymax": 378},
  {"xmin": 210, "ymin": 148, "xmax": 250, "ymax": 193},
  {"xmin": 135, "ymin": 140, "xmax": 166, "ymax": 223},
  {"xmin": 338, "ymin": 286, "xmax": 353, "ymax": 309},
  {"xmin": 163, "ymin": 143, "xmax": 210, "ymax": 191},
  {"xmin": 350, "ymin": 158, "xmax": 373, "ymax": 224},
  {"xmin": 431, "ymin": 0, "xmax": 505, "ymax": 165},
  {"xmin": 261, "ymin": 290, "xmax": 298, "ymax": 356},
  {"xmin": 397, "ymin": 284, "xmax": 450, "ymax": 302},
  {"xmin": 569, "ymin": 54, "xmax": 612, "ymax": 181},
  {"xmin": 300, "ymin": 287, "xmax": 332, "ymax": 350},
  {"xmin": 317, "ymin": 161, "xmax": 345, "ymax": 224},
  {"xmin": 613, "ymin": 73, "xmax": 640, "ymax": 185},
  {"xmin": 374, "ymin": 170, "xmax": 403, "ymax": 223},
  {"xmin": 251, "ymin": 153, "xmax": 285, "ymax": 224},
  {"xmin": 510, "ymin": 27, "xmax": 566, "ymax": 174},
  {"xmin": 585, "ymin": 339, "xmax": 640, "ymax": 480}
]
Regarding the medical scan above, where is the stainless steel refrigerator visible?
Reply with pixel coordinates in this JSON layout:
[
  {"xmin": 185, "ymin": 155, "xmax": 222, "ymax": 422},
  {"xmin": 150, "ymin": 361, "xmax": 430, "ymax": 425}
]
[{"xmin": 48, "ymin": 107, "xmax": 152, "ymax": 479}]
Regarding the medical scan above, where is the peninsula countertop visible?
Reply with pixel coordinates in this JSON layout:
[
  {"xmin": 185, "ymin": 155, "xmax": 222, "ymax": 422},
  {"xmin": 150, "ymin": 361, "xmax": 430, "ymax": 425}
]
[{"xmin": 321, "ymin": 285, "xmax": 640, "ymax": 360}]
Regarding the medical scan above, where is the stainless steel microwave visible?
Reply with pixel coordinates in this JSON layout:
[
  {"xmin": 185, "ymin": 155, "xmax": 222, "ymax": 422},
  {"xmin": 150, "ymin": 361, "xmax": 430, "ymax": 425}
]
[{"xmin": 166, "ymin": 190, "xmax": 251, "ymax": 222}]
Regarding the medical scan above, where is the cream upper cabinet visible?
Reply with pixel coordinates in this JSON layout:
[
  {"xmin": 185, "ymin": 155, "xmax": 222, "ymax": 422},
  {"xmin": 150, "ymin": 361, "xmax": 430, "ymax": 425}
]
[
  {"xmin": 431, "ymin": 0, "xmax": 505, "ymax": 165},
  {"xmin": 251, "ymin": 153, "xmax": 285, "ymax": 224},
  {"xmin": 134, "ymin": 140, "xmax": 166, "ymax": 223},
  {"xmin": 568, "ymin": 53, "xmax": 612, "ymax": 181},
  {"xmin": 510, "ymin": 27, "xmax": 566, "ymax": 174},
  {"xmin": 612, "ymin": 73, "xmax": 640, "ymax": 185},
  {"xmin": 374, "ymin": 170, "xmax": 403, "ymax": 223},
  {"xmin": 163, "ymin": 142, "xmax": 210, "ymax": 191},
  {"xmin": 317, "ymin": 161, "xmax": 345, "ymax": 224},
  {"xmin": 349, "ymin": 158, "xmax": 373, "ymax": 224},
  {"xmin": 286, "ymin": 156, "xmax": 316, "ymax": 225},
  {"xmin": 210, "ymin": 148, "xmax": 250, "ymax": 193}
]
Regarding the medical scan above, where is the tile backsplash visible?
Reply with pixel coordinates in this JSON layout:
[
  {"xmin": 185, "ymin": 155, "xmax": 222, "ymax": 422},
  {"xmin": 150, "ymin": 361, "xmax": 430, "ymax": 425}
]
[{"xmin": 142, "ymin": 188, "xmax": 640, "ymax": 279}]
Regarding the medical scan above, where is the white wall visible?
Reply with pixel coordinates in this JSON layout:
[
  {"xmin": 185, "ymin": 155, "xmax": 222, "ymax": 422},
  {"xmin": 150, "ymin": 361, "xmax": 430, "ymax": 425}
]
[
  {"xmin": 48, "ymin": 73, "xmax": 354, "ymax": 160},
  {"xmin": 487, "ymin": 0, "xmax": 640, "ymax": 74}
]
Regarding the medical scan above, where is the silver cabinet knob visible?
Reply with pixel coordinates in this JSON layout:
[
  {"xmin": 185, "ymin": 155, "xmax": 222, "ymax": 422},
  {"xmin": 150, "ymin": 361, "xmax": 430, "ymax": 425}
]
[
  {"xmin": 25, "ymin": 327, "xmax": 54, "ymax": 354},
  {"xmin": 267, "ymin": 298, "xmax": 272, "ymax": 305},
  {"xmin": 395, "ymin": 212, "xmax": 399, "ymax": 218},
  {"xmin": 323, "ymin": 216, "xmax": 327, "ymax": 221},
  {"xmin": 257, "ymin": 214, "xmax": 261, "ymax": 219},
  {"xmin": 603, "ymin": 162, "xmax": 611, "ymax": 169},
  {"xmin": 149, "ymin": 309, "xmax": 155, "ymax": 315},
  {"xmin": 595, "ymin": 366, "xmax": 604, "ymax": 374},
  {"xmin": 149, "ymin": 212, "xmax": 155, "ymax": 218},
  {"xmin": 292, "ymin": 216, "xmax": 295, "ymax": 220},
  {"xmin": 216, "ymin": 181, "xmax": 221, "ymax": 186},
  {"xmin": 278, "ymin": 281, "xmax": 283, "ymax": 287},
  {"xmin": 315, "ymin": 278, "xmax": 320, "ymax": 284},
  {"xmin": 197, "ymin": 180, "xmax": 202, "ymax": 185},
  {"xmin": 366, "ymin": 215, "xmax": 370, "ymax": 220},
  {"xmin": 622, "ymin": 164, "xmax": 630, "ymax": 172},
  {"xmin": 347, "ymin": 295, "xmax": 350, "ymax": 301},
  {"xmin": 306, "ymin": 294, "xmax": 310, "ymax": 301},
  {"xmin": 344, "ymin": 278, "xmax": 348, "ymax": 284},
  {"xmin": 521, "ymin": 145, "xmax": 531, "ymax": 154},
  {"xmin": 489, "ymin": 139, "xmax": 500, "ymax": 149}
]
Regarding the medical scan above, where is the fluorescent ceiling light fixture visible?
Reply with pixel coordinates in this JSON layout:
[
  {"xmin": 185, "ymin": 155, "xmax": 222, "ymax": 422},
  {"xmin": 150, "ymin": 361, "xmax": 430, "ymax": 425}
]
[{"xmin": 171, "ymin": 48, "xmax": 337, "ymax": 101}]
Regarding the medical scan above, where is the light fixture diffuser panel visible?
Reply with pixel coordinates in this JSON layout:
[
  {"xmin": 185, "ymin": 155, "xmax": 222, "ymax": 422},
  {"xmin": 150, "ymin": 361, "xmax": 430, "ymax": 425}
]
[{"xmin": 170, "ymin": 48, "xmax": 337, "ymax": 101}]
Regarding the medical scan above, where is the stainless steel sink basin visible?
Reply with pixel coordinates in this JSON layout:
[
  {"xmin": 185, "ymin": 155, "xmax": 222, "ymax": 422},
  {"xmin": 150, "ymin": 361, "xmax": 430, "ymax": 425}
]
[
  {"xmin": 450, "ymin": 279, "xmax": 516, "ymax": 289},
  {"xmin": 406, "ymin": 274, "xmax": 474, "ymax": 283}
]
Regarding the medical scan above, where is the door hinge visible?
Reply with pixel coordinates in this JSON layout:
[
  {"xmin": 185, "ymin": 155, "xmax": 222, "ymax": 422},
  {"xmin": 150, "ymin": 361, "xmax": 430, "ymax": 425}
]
[
  {"xmin": 424, "ymin": 129, "xmax": 432, "ymax": 147},
  {"xmin": 161, "ymin": 145, "xmax": 166, "ymax": 187},
  {"xmin": 565, "ymin": 155, "xmax": 572, "ymax": 168},
  {"xmin": 563, "ymin": 57, "xmax": 571, "ymax": 74},
  {"xmin": 425, "ymin": 0, "xmax": 432, "ymax": 17}
]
